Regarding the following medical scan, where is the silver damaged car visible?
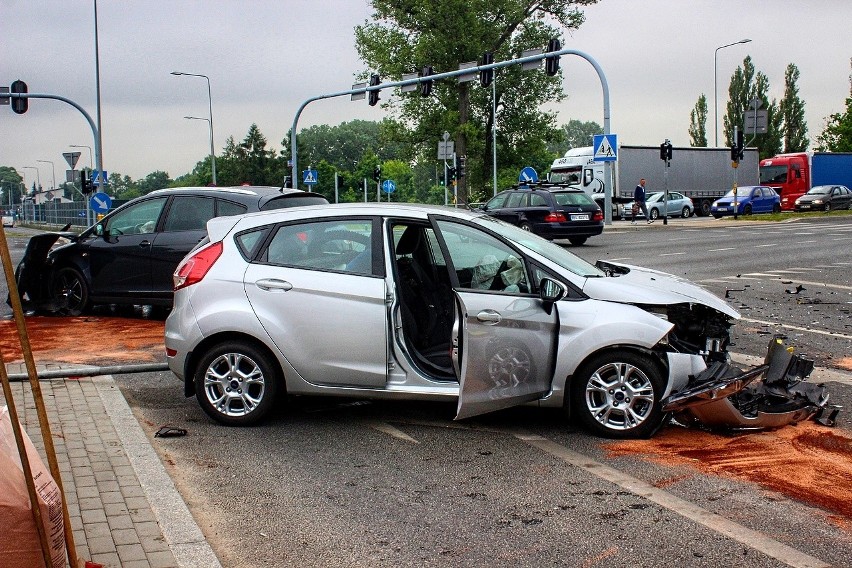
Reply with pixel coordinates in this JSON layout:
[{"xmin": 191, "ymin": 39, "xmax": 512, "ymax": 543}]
[{"xmin": 164, "ymin": 204, "xmax": 836, "ymax": 438}]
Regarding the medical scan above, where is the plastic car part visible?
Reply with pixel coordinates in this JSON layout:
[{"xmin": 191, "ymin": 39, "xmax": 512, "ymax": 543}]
[{"xmin": 662, "ymin": 337, "xmax": 837, "ymax": 431}]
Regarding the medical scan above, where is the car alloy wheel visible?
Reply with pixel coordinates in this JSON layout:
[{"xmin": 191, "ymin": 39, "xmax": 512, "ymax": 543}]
[
  {"xmin": 681, "ymin": 206, "xmax": 690, "ymax": 218},
  {"xmin": 50, "ymin": 266, "xmax": 89, "ymax": 316},
  {"xmin": 571, "ymin": 351, "xmax": 665, "ymax": 439},
  {"xmin": 649, "ymin": 208, "xmax": 659, "ymax": 220},
  {"xmin": 519, "ymin": 222, "xmax": 532, "ymax": 232},
  {"xmin": 194, "ymin": 341, "xmax": 279, "ymax": 426}
]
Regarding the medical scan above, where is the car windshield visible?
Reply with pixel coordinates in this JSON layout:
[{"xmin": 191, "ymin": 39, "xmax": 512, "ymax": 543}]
[
  {"xmin": 645, "ymin": 192, "xmax": 664, "ymax": 203},
  {"xmin": 806, "ymin": 186, "xmax": 831, "ymax": 195},
  {"xmin": 759, "ymin": 165, "xmax": 788, "ymax": 184},
  {"xmin": 723, "ymin": 188, "xmax": 752, "ymax": 198},
  {"xmin": 470, "ymin": 215, "xmax": 604, "ymax": 278},
  {"xmin": 553, "ymin": 192, "xmax": 594, "ymax": 206}
]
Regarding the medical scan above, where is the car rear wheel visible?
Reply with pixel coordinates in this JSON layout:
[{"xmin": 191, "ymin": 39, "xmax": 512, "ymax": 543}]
[
  {"xmin": 568, "ymin": 237, "xmax": 587, "ymax": 246},
  {"xmin": 571, "ymin": 351, "xmax": 666, "ymax": 439},
  {"xmin": 194, "ymin": 341, "xmax": 280, "ymax": 426},
  {"xmin": 681, "ymin": 206, "xmax": 691, "ymax": 218},
  {"xmin": 50, "ymin": 266, "xmax": 89, "ymax": 316},
  {"xmin": 519, "ymin": 222, "xmax": 532, "ymax": 232}
]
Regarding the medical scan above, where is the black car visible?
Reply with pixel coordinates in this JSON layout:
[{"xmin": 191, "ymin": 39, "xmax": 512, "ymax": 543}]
[
  {"xmin": 13, "ymin": 185, "xmax": 328, "ymax": 315},
  {"xmin": 793, "ymin": 185, "xmax": 852, "ymax": 212},
  {"xmin": 479, "ymin": 188, "xmax": 604, "ymax": 245}
]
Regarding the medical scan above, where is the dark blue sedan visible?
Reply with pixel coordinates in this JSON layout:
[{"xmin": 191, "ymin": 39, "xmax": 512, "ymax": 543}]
[{"xmin": 711, "ymin": 185, "xmax": 781, "ymax": 218}]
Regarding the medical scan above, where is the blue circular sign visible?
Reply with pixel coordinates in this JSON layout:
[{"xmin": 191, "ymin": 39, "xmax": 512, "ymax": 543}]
[
  {"xmin": 519, "ymin": 167, "xmax": 539, "ymax": 183},
  {"xmin": 382, "ymin": 180, "xmax": 396, "ymax": 193},
  {"xmin": 90, "ymin": 192, "xmax": 112, "ymax": 213}
]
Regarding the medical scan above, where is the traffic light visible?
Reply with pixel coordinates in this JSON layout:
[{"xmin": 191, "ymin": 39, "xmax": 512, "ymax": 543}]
[
  {"xmin": 447, "ymin": 166, "xmax": 457, "ymax": 182},
  {"xmin": 80, "ymin": 170, "xmax": 94, "ymax": 194},
  {"xmin": 545, "ymin": 38, "xmax": 561, "ymax": 76},
  {"xmin": 420, "ymin": 66, "xmax": 434, "ymax": 97},
  {"xmin": 11, "ymin": 80, "xmax": 28, "ymax": 114},
  {"xmin": 731, "ymin": 130, "xmax": 744, "ymax": 161},
  {"xmin": 373, "ymin": 165, "xmax": 381, "ymax": 182},
  {"xmin": 458, "ymin": 156, "xmax": 466, "ymax": 178},
  {"xmin": 368, "ymin": 74, "xmax": 380, "ymax": 106},
  {"xmin": 659, "ymin": 140, "xmax": 672, "ymax": 161},
  {"xmin": 479, "ymin": 52, "xmax": 494, "ymax": 88}
]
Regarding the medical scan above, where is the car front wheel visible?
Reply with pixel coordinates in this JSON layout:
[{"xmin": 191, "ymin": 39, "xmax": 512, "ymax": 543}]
[
  {"xmin": 649, "ymin": 208, "xmax": 659, "ymax": 220},
  {"xmin": 568, "ymin": 237, "xmax": 587, "ymax": 246},
  {"xmin": 571, "ymin": 351, "xmax": 666, "ymax": 439},
  {"xmin": 681, "ymin": 206, "xmax": 691, "ymax": 218},
  {"xmin": 50, "ymin": 266, "xmax": 89, "ymax": 316},
  {"xmin": 194, "ymin": 341, "xmax": 280, "ymax": 426}
]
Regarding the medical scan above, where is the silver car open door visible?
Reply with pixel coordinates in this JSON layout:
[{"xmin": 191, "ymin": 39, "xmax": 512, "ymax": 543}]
[{"xmin": 453, "ymin": 291, "xmax": 558, "ymax": 420}]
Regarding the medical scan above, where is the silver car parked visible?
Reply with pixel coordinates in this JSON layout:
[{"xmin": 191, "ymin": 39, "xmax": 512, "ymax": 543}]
[{"xmin": 165, "ymin": 203, "xmax": 833, "ymax": 438}]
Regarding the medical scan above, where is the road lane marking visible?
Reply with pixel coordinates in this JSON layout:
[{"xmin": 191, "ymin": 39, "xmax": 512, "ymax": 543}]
[
  {"xmin": 659, "ymin": 252, "xmax": 686, "ymax": 257},
  {"xmin": 740, "ymin": 317, "xmax": 852, "ymax": 341},
  {"xmin": 368, "ymin": 421, "xmax": 420, "ymax": 443},
  {"xmin": 707, "ymin": 247, "xmax": 736, "ymax": 252},
  {"xmin": 512, "ymin": 433, "xmax": 831, "ymax": 568},
  {"xmin": 755, "ymin": 243, "xmax": 777, "ymax": 248}
]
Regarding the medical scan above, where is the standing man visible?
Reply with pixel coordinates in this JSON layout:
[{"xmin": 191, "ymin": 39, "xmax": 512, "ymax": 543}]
[{"xmin": 633, "ymin": 178, "xmax": 651, "ymax": 224}]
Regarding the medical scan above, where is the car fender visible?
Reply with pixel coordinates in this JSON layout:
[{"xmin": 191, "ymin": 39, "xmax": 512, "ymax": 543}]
[{"xmin": 545, "ymin": 299, "xmax": 673, "ymax": 406}]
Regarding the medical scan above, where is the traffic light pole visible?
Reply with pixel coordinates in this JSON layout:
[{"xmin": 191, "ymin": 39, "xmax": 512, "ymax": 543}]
[
  {"xmin": 290, "ymin": 47, "xmax": 611, "ymax": 215},
  {"xmin": 8, "ymin": 91, "xmax": 101, "ymax": 226}
]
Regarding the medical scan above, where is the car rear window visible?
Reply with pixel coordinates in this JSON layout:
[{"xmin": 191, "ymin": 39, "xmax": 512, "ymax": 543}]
[
  {"xmin": 554, "ymin": 192, "xmax": 594, "ymax": 206},
  {"xmin": 260, "ymin": 195, "xmax": 329, "ymax": 211}
]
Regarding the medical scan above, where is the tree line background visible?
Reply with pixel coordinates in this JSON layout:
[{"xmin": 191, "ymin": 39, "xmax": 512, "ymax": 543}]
[{"xmin": 3, "ymin": 2, "xmax": 850, "ymax": 208}]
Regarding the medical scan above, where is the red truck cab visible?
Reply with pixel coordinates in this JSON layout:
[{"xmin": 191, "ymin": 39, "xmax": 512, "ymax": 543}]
[{"xmin": 759, "ymin": 153, "xmax": 809, "ymax": 210}]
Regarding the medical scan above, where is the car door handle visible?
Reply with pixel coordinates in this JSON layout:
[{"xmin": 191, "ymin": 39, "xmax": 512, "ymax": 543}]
[
  {"xmin": 139, "ymin": 240, "xmax": 151, "ymax": 248},
  {"xmin": 255, "ymin": 278, "xmax": 293, "ymax": 292},
  {"xmin": 476, "ymin": 310, "xmax": 502, "ymax": 324}
]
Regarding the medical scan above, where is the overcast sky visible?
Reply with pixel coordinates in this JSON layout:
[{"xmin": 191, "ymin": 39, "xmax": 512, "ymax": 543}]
[{"xmin": 2, "ymin": 0, "xmax": 850, "ymax": 186}]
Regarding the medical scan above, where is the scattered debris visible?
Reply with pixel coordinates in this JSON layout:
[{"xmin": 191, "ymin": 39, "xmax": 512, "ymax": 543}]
[
  {"xmin": 154, "ymin": 426, "xmax": 187, "ymax": 438},
  {"xmin": 785, "ymin": 284, "xmax": 806, "ymax": 294}
]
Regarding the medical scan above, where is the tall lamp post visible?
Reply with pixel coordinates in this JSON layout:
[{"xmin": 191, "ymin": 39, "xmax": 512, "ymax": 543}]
[
  {"xmin": 183, "ymin": 116, "xmax": 215, "ymax": 183},
  {"xmin": 714, "ymin": 38, "xmax": 751, "ymax": 147},
  {"xmin": 70, "ymin": 144, "xmax": 94, "ymax": 170},
  {"xmin": 171, "ymin": 71, "xmax": 216, "ymax": 185},
  {"xmin": 36, "ymin": 159, "xmax": 57, "ymax": 190},
  {"xmin": 23, "ymin": 166, "xmax": 41, "ymax": 191}
]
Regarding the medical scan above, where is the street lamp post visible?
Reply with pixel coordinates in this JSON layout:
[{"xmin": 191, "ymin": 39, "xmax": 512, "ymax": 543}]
[
  {"xmin": 36, "ymin": 159, "xmax": 57, "ymax": 190},
  {"xmin": 183, "ymin": 116, "xmax": 215, "ymax": 183},
  {"xmin": 171, "ymin": 71, "xmax": 216, "ymax": 185},
  {"xmin": 714, "ymin": 38, "xmax": 751, "ymax": 147},
  {"xmin": 70, "ymin": 144, "xmax": 94, "ymax": 170},
  {"xmin": 23, "ymin": 166, "xmax": 41, "ymax": 191}
]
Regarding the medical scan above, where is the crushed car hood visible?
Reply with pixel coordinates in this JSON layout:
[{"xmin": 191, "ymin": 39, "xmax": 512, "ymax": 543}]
[{"xmin": 584, "ymin": 261, "xmax": 740, "ymax": 319}]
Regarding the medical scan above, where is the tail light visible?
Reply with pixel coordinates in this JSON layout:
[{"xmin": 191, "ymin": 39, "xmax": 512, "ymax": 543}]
[
  {"xmin": 543, "ymin": 212, "xmax": 567, "ymax": 223},
  {"xmin": 173, "ymin": 241, "xmax": 223, "ymax": 291},
  {"xmin": 592, "ymin": 210, "xmax": 604, "ymax": 221}
]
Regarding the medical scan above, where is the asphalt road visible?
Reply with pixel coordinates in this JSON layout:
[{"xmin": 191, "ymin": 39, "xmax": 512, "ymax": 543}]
[{"xmin": 3, "ymin": 216, "xmax": 852, "ymax": 567}]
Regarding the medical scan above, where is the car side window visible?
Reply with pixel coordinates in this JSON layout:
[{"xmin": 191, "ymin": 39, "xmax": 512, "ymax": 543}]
[
  {"xmin": 217, "ymin": 199, "xmax": 248, "ymax": 217},
  {"xmin": 263, "ymin": 219, "xmax": 374, "ymax": 275},
  {"xmin": 485, "ymin": 193, "xmax": 509, "ymax": 209},
  {"xmin": 435, "ymin": 220, "xmax": 529, "ymax": 294},
  {"xmin": 105, "ymin": 198, "xmax": 167, "ymax": 235},
  {"xmin": 529, "ymin": 193, "xmax": 548, "ymax": 207},
  {"xmin": 505, "ymin": 192, "xmax": 525, "ymax": 208},
  {"xmin": 163, "ymin": 196, "xmax": 215, "ymax": 232}
]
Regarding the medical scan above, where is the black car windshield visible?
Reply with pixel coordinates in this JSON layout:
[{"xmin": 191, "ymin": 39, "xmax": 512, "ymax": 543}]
[
  {"xmin": 806, "ymin": 186, "xmax": 831, "ymax": 195},
  {"xmin": 760, "ymin": 165, "xmax": 788, "ymax": 184},
  {"xmin": 471, "ymin": 215, "xmax": 604, "ymax": 278}
]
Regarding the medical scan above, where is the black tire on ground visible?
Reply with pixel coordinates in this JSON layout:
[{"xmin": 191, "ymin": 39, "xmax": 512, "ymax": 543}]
[
  {"xmin": 773, "ymin": 203, "xmax": 781, "ymax": 213},
  {"xmin": 570, "ymin": 350, "xmax": 666, "ymax": 439},
  {"xmin": 713, "ymin": 214, "xmax": 722, "ymax": 219},
  {"xmin": 50, "ymin": 266, "xmax": 90, "ymax": 316},
  {"xmin": 824, "ymin": 203, "xmax": 831, "ymax": 212},
  {"xmin": 698, "ymin": 200, "xmax": 712, "ymax": 216},
  {"xmin": 568, "ymin": 237, "xmax": 587, "ymax": 246},
  {"xmin": 743, "ymin": 204, "xmax": 753, "ymax": 215},
  {"xmin": 681, "ymin": 206, "xmax": 691, "ymax": 218},
  {"xmin": 519, "ymin": 222, "xmax": 532, "ymax": 232},
  {"xmin": 649, "ymin": 208, "xmax": 660, "ymax": 220},
  {"xmin": 194, "ymin": 341, "xmax": 281, "ymax": 426}
]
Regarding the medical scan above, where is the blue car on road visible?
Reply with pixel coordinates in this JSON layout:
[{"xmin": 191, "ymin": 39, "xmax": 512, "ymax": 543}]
[{"xmin": 711, "ymin": 185, "xmax": 781, "ymax": 218}]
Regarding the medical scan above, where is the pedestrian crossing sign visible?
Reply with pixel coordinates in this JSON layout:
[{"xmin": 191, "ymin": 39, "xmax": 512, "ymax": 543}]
[
  {"xmin": 593, "ymin": 134, "xmax": 618, "ymax": 162},
  {"xmin": 302, "ymin": 169, "xmax": 318, "ymax": 185}
]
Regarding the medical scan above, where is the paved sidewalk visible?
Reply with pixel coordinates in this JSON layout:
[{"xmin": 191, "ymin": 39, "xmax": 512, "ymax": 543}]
[{"xmin": 2, "ymin": 363, "xmax": 221, "ymax": 568}]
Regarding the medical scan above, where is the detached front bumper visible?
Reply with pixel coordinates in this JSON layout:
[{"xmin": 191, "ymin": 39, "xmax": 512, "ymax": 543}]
[{"xmin": 662, "ymin": 338, "xmax": 840, "ymax": 430}]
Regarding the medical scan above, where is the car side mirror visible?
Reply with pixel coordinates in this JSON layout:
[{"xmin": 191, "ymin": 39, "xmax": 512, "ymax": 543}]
[
  {"xmin": 95, "ymin": 223, "xmax": 104, "ymax": 237},
  {"xmin": 539, "ymin": 277, "xmax": 566, "ymax": 314}
]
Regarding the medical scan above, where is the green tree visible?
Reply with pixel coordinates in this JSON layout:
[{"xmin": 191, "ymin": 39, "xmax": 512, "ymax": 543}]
[
  {"xmin": 136, "ymin": 171, "xmax": 172, "ymax": 194},
  {"xmin": 0, "ymin": 166, "xmax": 24, "ymax": 205},
  {"xmin": 354, "ymin": 0, "xmax": 597, "ymax": 204},
  {"xmin": 780, "ymin": 63, "xmax": 808, "ymax": 152},
  {"xmin": 219, "ymin": 124, "xmax": 285, "ymax": 186},
  {"xmin": 815, "ymin": 59, "xmax": 852, "ymax": 152},
  {"xmin": 549, "ymin": 119, "xmax": 602, "ymax": 155},
  {"xmin": 688, "ymin": 94, "xmax": 708, "ymax": 147},
  {"xmin": 723, "ymin": 56, "xmax": 782, "ymax": 159}
]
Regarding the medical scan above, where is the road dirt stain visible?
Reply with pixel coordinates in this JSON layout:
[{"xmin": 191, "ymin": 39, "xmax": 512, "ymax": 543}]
[
  {"xmin": 605, "ymin": 422, "xmax": 852, "ymax": 521},
  {"xmin": 0, "ymin": 316, "xmax": 165, "ymax": 365}
]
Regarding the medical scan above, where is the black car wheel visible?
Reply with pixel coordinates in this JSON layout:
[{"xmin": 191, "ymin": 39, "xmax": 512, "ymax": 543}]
[
  {"xmin": 571, "ymin": 350, "xmax": 666, "ymax": 439},
  {"xmin": 50, "ymin": 266, "xmax": 89, "ymax": 316},
  {"xmin": 824, "ymin": 203, "xmax": 831, "ymax": 212},
  {"xmin": 649, "ymin": 208, "xmax": 660, "ymax": 220},
  {"xmin": 519, "ymin": 222, "xmax": 532, "ymax": 232},
  {"xmin": 568, "ymin": 237, "xmax": 587, "ymax": 246},
  {"xmin": 681, "ymin": 206, "xmax": 691, "ymax": 218},
  {"xmin": 194, "ymin": 341, "xmax": 280, "ymax": 426},
  {"xmin": 773, "ymin": 203, "xmax": 781, "ymax": 213},
  {"xmin": 743, "ymin": 204, "xmax": 753, "ymax": 215}
]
